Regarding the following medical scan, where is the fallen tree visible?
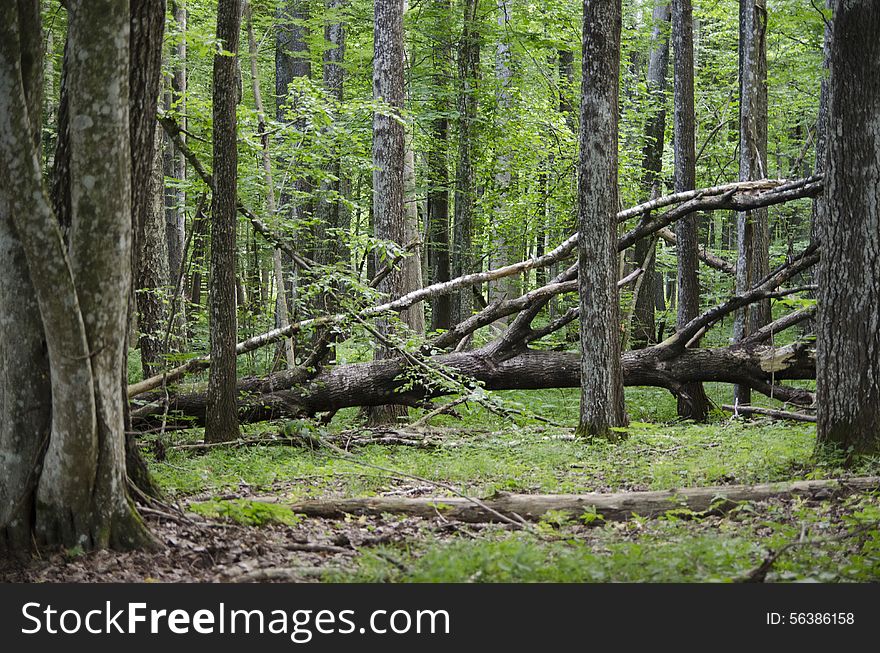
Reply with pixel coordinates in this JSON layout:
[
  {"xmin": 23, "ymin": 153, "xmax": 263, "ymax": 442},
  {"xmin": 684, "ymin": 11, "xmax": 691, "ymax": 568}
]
[
  {"xmin": 132, "ymin": 235, "xmax": 819, "ymax": 428},
  {"xmin": 129, "ymin": 176, "xmax": 822, "ymax": 399},
  {"xmin": 257, "ymin": 477, "xmax": 880, "ymax": 523}
]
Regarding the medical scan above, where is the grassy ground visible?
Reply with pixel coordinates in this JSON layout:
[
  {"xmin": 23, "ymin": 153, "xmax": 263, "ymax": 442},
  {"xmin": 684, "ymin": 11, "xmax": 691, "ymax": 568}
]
[{"xmin": 136, "ymin": 386, "xmax": 880, "ymax": 582}]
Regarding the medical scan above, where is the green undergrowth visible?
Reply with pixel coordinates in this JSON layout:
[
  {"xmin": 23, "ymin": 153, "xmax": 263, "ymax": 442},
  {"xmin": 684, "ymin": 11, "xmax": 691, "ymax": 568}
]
[
  {"xmin": 147, "ymin": 386, "xmax": 876, "ymax": 502},
  {"xmin": 329, "ymin": 493, "xmax": 880, "ymax": 582}
]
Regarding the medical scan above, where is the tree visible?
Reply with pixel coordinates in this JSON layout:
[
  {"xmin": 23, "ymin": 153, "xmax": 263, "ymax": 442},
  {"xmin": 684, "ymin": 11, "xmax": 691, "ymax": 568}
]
[
  {"xmin": 0, "ymin": 0, "xmax": 153, "ymax": 552},
  {"xmin": 131, "ymin": 0, "xmax": 170, "ymax": 379},
  {"xmin": 371, "ymin": 0, "xmax": 408, "ymax": 423},
  {"xmin": 451, "ymin": 0, "xmax": 480, "ymax": 327},
  {"xmin": 487, "ymin": 0, "xmax": 519, "ymax": 322},
  {"xmin": 733, "ymin": 0, "xmax": 769, "ymax": 406},
  {"xmin": 577, "ymin": 0, "xmax": 627, "ymax": 439},
  {"xmin": 816, "ymin": 0, "xmax": 880, "ymax": 457},
  {"xmin": 205, "ymin": 0, "xmax": 242, "ymax": 443},
  {"xmin": 632, "ymin": 3, "xmax": 670, "ymax": 349},
  {"xmin": 671, "ymin": 0, "xmax": 709, "ymax": 420},
  {"xmin": 427, "ymin": 0, "xmax": 453, "ymax": 331}
]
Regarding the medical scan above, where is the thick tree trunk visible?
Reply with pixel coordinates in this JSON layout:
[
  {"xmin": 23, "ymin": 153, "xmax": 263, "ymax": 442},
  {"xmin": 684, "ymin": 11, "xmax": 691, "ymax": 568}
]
[
  {"xmin": 206, "ymin": 0, "xmax": 242, "ymax": 443},
  {"xmin": 370, "ymin": 0, "xmax": 410, "ymax": 423},
  {"xmin": 0, "ymin": 0, "xmax": 49, "ymax": 551},
  {"xmin": 632, "ymin": 3, "xmax": 670, "ymax": 349},
  {"xmin": 577, "ymin": 0, "xmax": 627, "ymax": 438},
  {"xmin": 671, "ymin": 0, "xmax": 708, "ymax": 420},
  {"xmin": 451, "ymin": 0, "xmax": 480, "ymax": 326},
  {"xmin": 816, "ymin": 0, "xmax": 880, "ymax": 457},
  {"xmin": 1, "ymin": 0, "xmax": 153, "ymax": 552},
  {"xmin": 734, "ymin": 0, "xmax": 770, "ymax": 405}
]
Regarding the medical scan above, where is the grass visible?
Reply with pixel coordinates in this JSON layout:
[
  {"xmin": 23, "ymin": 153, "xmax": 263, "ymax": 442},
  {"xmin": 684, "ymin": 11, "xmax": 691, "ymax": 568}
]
[
  {"xmin": 148, "ymin": 386, "xmax": 874, "ymax": 502},
  {"xmin": 142, "ymin": 383, "xmax": 880, "ymax": 583},
  {"xmin": 328, "ymin": 496, "xmax": 880, "ymax": 582}
]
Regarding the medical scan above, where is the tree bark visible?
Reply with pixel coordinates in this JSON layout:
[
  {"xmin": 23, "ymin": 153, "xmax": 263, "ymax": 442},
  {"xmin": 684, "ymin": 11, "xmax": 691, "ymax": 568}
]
[
  {"xmin": 136, "ymin": 126, "xmax": 171, "ymax": 379},
  {"xmin": 632, "ymin": 3, "xmax": 670, "ymax": 349},
  {"xmin": 275, "ymin": 477, "xmax": 880, "ymax": 523},
  {"xmin": 671, "ymin": 0, "xmax": 709, "ymax": 420},
  {"xmin": 816, "ymin": 0, "xmax": 880, "ymax": 457},
  {"xmin": 427, "ymin": 0, "xmax": 453, "ymax": 332},
  {"xmin": 451, "ymin": 0, "xmax": 480, "ymax": 326},
  {"xmin": 734, "ymin": 0, "xmax": 770, "ymax": 405},
  {"xmin": 206, "ymin": 0, "xmax": 242, "ymax": 443},
  {"xmin": 1, "ymin": 0, "xmax": 153, "ymax": 552},
  {"xmin": 246, "ymin": 2, "xmax": 295, "ymax": 370},
  {"xmin": 370, "ymin": 0, "xmax": 410, "ymax": 424},
  {"xmin": 577, "ymin": 0, "xmax": 627, "ymax": 438},
  {"xmin": 487, "ymin": 0, "xmax": 519, "ymax": 322}
]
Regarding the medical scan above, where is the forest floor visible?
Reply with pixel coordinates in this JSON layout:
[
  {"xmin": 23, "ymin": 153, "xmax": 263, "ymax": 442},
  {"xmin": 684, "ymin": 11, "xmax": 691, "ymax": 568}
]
[{"xmin": 4, "ymin": 386, "xmax": 880, "ymax": 582}]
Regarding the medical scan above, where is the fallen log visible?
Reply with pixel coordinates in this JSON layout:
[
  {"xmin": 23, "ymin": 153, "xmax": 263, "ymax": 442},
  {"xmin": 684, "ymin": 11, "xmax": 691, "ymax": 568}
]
[
  {"xmin": 129, "ymin": 176, "xmax": 823, "ymax": 398},
  {"xmin": 721, "ymin": 404, "xmax": 817, "ymax": 423},
  {"xmin": 265, "ymin": 476, "xmax": 880, "ymax": 523},
  {"xmin": 132, "ymin": 342, "xmax": 816, "ymax": 427}
]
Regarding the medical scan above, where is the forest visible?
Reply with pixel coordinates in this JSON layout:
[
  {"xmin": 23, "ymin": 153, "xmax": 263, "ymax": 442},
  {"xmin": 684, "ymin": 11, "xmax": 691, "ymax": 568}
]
[{"xmin": 0, "ymin": 0, "xmax": 878, "ymax": 584}]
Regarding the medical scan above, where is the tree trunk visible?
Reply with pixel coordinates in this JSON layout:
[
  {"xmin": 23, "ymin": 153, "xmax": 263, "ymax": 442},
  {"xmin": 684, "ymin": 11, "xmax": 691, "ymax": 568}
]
[
  {"xmin": 0, "ymin": 0, "xmax": 153, "ymax": 552},
  {"xmin": 816, "ymin": 0, "xmax": 880, "ymax": 457},
  {"xmin": 136, "ymin": 126, "xmax": 171, "ymax": 379},
  {"xmin": 0, "ymin": 0, "xmax": 49, "ymax": 550},
  {"xmin": 314, "ymin": 0, "xmax": 348, "ymax": 270},
  {"xmin": 246, "ymin": 2, "xmax": 295, "ymax": 370},
  {"xmin": 577, "ymin": 0, "xmax": 627, "ymax": 439},
  {"xmin": 276, "ymin": 0, "xmax": 311, "ymax": 323},
  {"xmin": 632, "ymin": 3, "xmax": 670, "ymax": 349},
  {"xmin": 428, "ymin": 0, "xmax": 453, "ymax": 332},
  {"xmin": 671, "ymin": 0, "xmax": 708, "ymax": 420},
  {"xmin": 451, "ymin": 0, "xmax": 480, "ymax": 326},
  {"xmin": 734, "ymin": 0, "xmax": 770, "ymax": 405},
  {"xmin": 165, "ymin": 1, "xmax": 188, "ymax": 347},
  {"xmin": 370, "ymin": 0, "xmax": 409, "ymax": 424},
  {"xmin": 134, "ymin": 342, "xmax": 817, "ymax": 428},
  {"xmin": 206, "ymin": 0, "xmax": 242, "ymax": 443},
  {"xmin": 401, "ymin": 0, "xmax": 425, "ymax": 335},
  {"xmin": 277, "ymin": 477, "xmax": 880, "ymax": 523},
  {"xmin": 487, "ymin": 0, "xmax": 519, "ymax": 323}
]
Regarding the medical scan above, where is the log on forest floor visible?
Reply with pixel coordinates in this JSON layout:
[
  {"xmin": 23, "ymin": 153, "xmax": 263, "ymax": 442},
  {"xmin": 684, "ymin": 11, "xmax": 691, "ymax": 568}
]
[
  {"xmin": 132, "ymin": 342, "xmax": 817, "ymax": 428},
  {"xmin": 260, "ymin": 477, "xmax": 880, "ymax": 524}
]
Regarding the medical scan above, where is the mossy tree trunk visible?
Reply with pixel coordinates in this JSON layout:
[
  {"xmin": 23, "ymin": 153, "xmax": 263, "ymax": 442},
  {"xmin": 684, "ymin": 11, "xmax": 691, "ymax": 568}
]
[{"xmin": 0, "ymin": 0, "xmax": 155, "ymax": 554}]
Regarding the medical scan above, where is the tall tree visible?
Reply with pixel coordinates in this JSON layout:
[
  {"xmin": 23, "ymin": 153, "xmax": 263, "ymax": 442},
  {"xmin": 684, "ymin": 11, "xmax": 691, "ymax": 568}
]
[
  {"xmin": 371, "ymin": 0, "xmax": 408, "ymax": 423},
  {"xmin": 275, "ymin": 0, "xmax": 311, "ymax": 337},
  {"xmin": 733, "ymin": 0, "xmax": 769, "ymax": 406},
  {"xmin": 130, "ymin": 0, "xmax": 170, "ymax": 380},
  {"xmin": 0, "ymin": 0, "xmax": 153, "ymax": 551},
  {"xmin": 166, "ymin": 2, "xmax": 188, "ymax": 304},
  {"xmin": 427, "ymin": 0, "xmax": 453, "ymax": 331},
  {"xmin": 314, "ymin": 0, "xmax": 348, "ymax": 269},
  {"xmin": 816, "ymin": 0, "xmax": 880, "ymax": 457},
  {"xmin": 577, "ymin": 0, "xmax": 627, "ymax": 439},
  {"xmin": 671, "ymin": 0, "xmax": 708, "ymax": 420},
  {"xmin": 451, "ymin": 0, "xmax": 480, "ymax": 326},
  {"xmin": 206, "ymin": 0, "xmax": 242, "ymax": 443},
  {"xmin": 632, "ymin": 3, "xmax": 670, "ymax": 349},
  {"xmin": 246, "ymin": 1, "xmax": 295, "ymax": 369},
  {"xmin": 487, "ymin": 0, "xmax": 519, "ymax": 321},
  {"xmin": 401, "ymin": 0, "xmax": 425, "ymax": 334}
]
